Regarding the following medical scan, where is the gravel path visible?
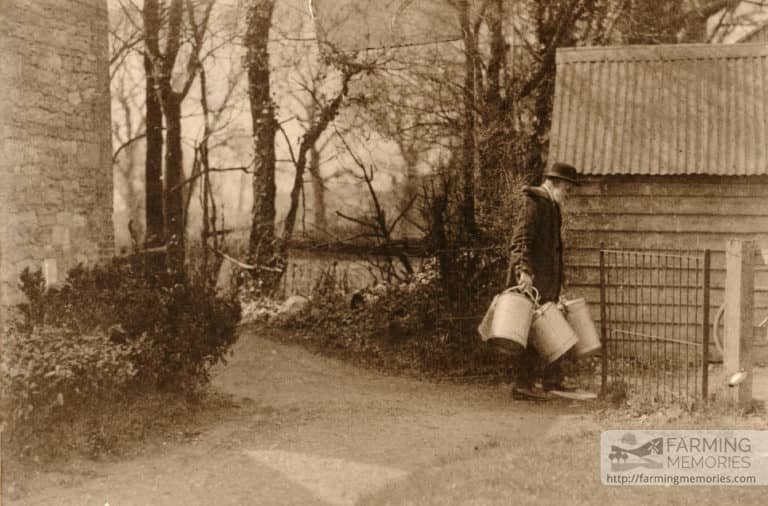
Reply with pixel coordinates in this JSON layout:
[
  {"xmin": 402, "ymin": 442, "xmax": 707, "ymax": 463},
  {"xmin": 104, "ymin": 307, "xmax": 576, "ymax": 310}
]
[{"xmin": 11, "ymin": 327, "xmax": 598, "ymax": 506}]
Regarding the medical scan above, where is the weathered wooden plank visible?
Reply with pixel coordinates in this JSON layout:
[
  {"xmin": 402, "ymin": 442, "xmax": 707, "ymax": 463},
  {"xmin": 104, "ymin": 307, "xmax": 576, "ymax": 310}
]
[
  {"xmin": 573, "ymin": 178, "xmax": 768, "ymax": 197},
  {"xmin": 567, "ymin": 265, "xmax": 768, "ymax": 290},
  {"xmin": 567, "ymin": 288, "xmax": 768, "ymax": 312},
  {"xmin": 557, "ymin": 43, "xmax": 768, "ymax": 64},
  {"xmin": 566, "ymin": 214, "xmax": 768, "ymax": 234},
  {"xmin": 566, "ymin": 231, "xmax": 768, "ymax": 251},
  {"xmin": 565, "ymin": 248, "xmax": 768, "ymax": 267},
  {"xmin": 566, "ymin": 286, "xmax": 768, "ymax": 314},
  {"xmin": 589, "ymin": 308, "xmax": 711, "ymax": 326},
  {"xmin": 569, "ymin": 278, "xmax": 768, "ymax": 302},
  {"xmin": 567, "ymin": 195, "xmax": 768, "ymax": 216},
  {"xmin": 565, "ymin": 248, "xmax": 722, "ymax": 265}
]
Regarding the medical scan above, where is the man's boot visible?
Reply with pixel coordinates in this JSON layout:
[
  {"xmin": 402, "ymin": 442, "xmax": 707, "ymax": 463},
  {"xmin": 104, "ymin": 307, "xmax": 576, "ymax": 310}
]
[{"xmin": 512, "ymin": 384, "xmax": 550, "ymax": 401}]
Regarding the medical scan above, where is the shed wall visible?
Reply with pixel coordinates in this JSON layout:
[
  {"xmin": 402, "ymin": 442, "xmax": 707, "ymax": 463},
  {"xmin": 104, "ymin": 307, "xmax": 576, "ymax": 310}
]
[{"xmin": 564, "ymin": 175, "xmax": 768, "ymax": 358}]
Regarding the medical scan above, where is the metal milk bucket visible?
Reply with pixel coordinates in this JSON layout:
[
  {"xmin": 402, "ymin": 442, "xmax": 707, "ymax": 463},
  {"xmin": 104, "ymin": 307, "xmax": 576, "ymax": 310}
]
[
  {"xmin": 531, "ymin": 302, "xmax": 578, "ymax": 364},
  {"xmin": 563, "ymin": 298, "xmax": 601, "ymax": 357},
  {"xmin": 488, "ymin": 287, "xmax": 538, "ymax": 347}
]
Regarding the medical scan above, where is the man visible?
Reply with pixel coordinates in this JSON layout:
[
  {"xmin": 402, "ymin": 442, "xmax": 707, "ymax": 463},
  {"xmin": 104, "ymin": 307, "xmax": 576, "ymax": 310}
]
[{"xmin": 507, "ymin": 162, "xmax": 579, "ymax": 401}]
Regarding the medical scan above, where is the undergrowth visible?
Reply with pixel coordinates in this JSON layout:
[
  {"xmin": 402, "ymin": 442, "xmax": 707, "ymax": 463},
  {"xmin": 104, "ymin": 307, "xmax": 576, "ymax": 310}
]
[
  {"xmin": 273, "ymin": 260, "xmax": 512, "ymax": 381},
  {"xmin": 0, "ymin": 255, "xmax": 241, "ymax": 463}
]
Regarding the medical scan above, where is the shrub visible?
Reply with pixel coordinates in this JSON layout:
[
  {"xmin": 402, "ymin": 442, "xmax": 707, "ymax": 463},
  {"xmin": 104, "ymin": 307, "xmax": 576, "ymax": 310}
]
[
  {"xmin": 16, "ymin": 256, "xmax": 241, "ymax": 391},
  {"xmin": 2, "ymin": 257, "xmax": 241, "ymax": 460},
  {"xmin": 284, "ymin": 260, "xmax": 443, "ymax": 339},
  {"xmin": 276, "ymin": 257, "xmax": 511, "ymax": 378},
  {"xmin": 0, "ymin": 325, "xmax": 137, "ymax": 437},
  {"xmin": 366, "ymin": 263, "xmax": 444, "ymax": 339}
]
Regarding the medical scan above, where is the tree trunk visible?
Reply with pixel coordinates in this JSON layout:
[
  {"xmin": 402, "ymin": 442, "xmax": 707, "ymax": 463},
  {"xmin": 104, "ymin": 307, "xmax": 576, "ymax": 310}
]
[
  {"xmin": 163, "ymin": 93, "xmax": 185, "ymax": 270},
  {"xmin": 143, "ymin": 0, "xmax": 164, "ymax": 247},
  {"xmin": 245, "ymin": 0, "xmax": 279, "ymax": 283},
  {"xmin": 458, "ymin": 0, "xmax": 477, "ymax": 241},
  {"xmin": 308, "ymin": 144, "xmax": 327, "ymax": 236},
  {"xmin": 396, "ymin": 141, "xmax": 419, "ymax": 237},
  {"xmin": 283, "ymin": 71, "xmax": 356, "ymax": 245},
  {"xmin": 477, "ymin": 0, "xmax": 506, "ymax": 227}
]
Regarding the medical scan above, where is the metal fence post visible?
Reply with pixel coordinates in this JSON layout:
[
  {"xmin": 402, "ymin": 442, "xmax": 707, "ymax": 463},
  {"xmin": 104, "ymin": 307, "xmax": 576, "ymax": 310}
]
[
  {"xmin": 599, "ymin": 246, "xmax": 608, "ymax": 395},
  {"xmin": 701, "ymin": 249, "xmax": 711, "ymax": 402},
  {"xmin": 723, "ymin": 239, "xmax": 756, "ymax": 408}
]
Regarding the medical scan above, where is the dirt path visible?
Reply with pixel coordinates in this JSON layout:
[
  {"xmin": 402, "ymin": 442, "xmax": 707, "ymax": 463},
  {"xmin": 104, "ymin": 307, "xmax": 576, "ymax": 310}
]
[{"xmin": 11, "ymin": 327, "xmax": 599, "ymax": 506}]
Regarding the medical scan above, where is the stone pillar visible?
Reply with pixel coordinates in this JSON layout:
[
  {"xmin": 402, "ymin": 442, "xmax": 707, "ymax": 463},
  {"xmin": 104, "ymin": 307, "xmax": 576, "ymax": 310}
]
[{"xmin": 0, "ymin": 0, "xmax": 113, "ymax": 308}]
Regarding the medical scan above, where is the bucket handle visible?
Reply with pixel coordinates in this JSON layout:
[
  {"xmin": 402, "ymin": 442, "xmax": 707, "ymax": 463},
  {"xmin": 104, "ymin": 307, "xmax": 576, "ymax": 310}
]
[{"xmin": 504, "ymin": 285, "xmax": 540, "ymax": 305}]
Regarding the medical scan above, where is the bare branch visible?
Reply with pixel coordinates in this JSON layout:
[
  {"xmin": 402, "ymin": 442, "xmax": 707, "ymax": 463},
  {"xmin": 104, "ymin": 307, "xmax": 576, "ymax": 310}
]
[
  {"xmin": 335, "ymin": 210, "xmax": 378, "ymax": 230},
  {"xmin": 387, "ymin": 193, "xmax": 419, "ymax": 235},
  {"xmin": 170, "ymin": 163, "xmax": 256, "ymax": 194},
  {"xmin": 276, "ymin": 122, "xmax": 299, "ymax": 168},
  {"xmin": 112, "ymin": 133, "xmax": 147, "ymax": 164}
]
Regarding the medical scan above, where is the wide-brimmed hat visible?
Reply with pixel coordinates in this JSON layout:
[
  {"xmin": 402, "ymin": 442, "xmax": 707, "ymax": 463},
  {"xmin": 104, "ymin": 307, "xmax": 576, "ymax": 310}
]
[{"xmin": 544, "ymin": 162, "xmax": 580, "ymax": 185}]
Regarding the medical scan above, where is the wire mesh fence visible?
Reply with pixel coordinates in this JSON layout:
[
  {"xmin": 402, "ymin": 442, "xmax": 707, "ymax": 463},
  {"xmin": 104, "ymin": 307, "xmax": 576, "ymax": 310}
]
[{"xmin": 600, "ymin": 248, "xmax": 711, "ymax": 405}]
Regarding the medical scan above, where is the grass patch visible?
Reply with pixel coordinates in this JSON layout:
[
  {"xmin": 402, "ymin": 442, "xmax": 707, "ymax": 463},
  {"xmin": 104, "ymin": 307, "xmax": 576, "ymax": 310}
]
[
  {"xmin": 3, "ymin": 390, "xmax": 240, "ymax": 462},
  {"xmin": 1, "ymin": 390, "xmax": 241, "ymax": 499},
  {"xmin": 360, "ymin": 413, "xmax": 768, "ymax": 506}
]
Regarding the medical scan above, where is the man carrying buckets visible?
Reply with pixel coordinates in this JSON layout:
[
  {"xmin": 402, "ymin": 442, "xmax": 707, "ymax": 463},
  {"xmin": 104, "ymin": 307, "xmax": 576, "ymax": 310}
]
[{"xmin": 505, "ymin": 162, "xmax": 580, "ymax": 401}]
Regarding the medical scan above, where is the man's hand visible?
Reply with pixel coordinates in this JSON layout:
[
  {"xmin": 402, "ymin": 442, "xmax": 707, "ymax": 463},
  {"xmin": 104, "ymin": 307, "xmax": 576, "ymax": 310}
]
[{"xmin": 517, "ymin": 271, "xmax": 533, "ymax": 292}]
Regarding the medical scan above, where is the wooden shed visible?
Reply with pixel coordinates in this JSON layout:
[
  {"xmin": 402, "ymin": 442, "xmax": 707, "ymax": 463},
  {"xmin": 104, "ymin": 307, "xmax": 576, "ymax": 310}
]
[{"xmin": 548, "ymin": 43, "xmax": 768, "ymax": 360}]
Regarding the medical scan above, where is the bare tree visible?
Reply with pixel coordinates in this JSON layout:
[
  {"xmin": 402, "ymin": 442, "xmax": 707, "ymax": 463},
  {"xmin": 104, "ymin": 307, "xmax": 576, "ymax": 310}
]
[
  {"xmin": 356, "ymin": 0, "xmax": 743, "ymax": 242},
  {"xmin": 142, "ymin": 0, "xmax": 165, "ymax": 248},
  {"xmin": 279, "ymin": 52, "xmax": 369, "ymax": 246},
  {"xmin": 281, "ymin": 33, "xmax": 357, "ymax": 240},
  {"xmin": 245, "ymin": 0, "xmax": 281, "ymax": 287},
  {"xmin": 242, "ymin": 1, "xmax": 379, "ymax": 292},
  {"xmin": 184, "ymin": 5, "xmax": 248, "ymax": 283},
  {"xmin": 334, "ymin": 134, "xmax": 416, "ymax": 282},
  {"xmin": 138, "ymin": 0, "xmax": 215, "ymax": 270},
  {"xmin": 109, "ymin": 5, "xmax": 146, "ymax": 249}
]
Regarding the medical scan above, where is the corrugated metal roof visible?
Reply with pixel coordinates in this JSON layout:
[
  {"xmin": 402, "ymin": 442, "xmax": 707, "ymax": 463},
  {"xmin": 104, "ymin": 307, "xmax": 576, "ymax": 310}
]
[{"xmin": 549, "ymin": 43, "xmax": 768, "ymax": 176}]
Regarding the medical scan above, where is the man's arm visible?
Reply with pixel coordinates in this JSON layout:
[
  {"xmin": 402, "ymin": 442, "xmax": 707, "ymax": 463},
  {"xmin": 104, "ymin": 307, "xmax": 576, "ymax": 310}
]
[{"xmin": 508, "ymin": 195, "xmax": 537, "ymax": 288}]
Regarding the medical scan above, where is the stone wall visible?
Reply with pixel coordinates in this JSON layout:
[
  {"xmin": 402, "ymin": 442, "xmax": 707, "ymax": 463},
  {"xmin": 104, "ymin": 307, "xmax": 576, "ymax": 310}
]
[{"xmin": 0, "ymin": 0, "xmax": 113, "ymax": 307}]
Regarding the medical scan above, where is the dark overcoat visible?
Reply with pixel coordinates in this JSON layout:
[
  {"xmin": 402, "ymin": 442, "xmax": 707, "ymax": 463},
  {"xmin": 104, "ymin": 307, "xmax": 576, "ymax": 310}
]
[{"xmin": 508, "ymin": 186, "xmax": 564, "ymax": 303}]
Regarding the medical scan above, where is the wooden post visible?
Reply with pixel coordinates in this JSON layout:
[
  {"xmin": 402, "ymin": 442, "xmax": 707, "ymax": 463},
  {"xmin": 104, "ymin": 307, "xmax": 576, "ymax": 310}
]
[{"xmin": 723, "ymin": 239, "xmax": 756, "ymax": 408}]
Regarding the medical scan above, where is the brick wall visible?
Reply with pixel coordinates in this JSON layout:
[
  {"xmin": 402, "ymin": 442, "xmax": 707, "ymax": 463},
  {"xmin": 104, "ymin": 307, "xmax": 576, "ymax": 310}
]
[{"xmin": 0, "ymin": 0, "xmax": 113, "ymax": 307}]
